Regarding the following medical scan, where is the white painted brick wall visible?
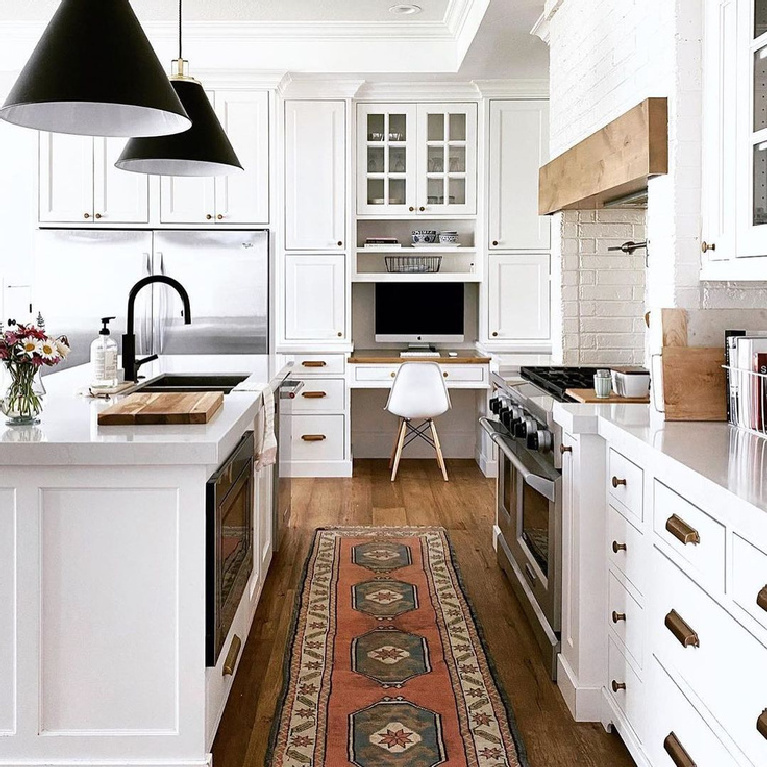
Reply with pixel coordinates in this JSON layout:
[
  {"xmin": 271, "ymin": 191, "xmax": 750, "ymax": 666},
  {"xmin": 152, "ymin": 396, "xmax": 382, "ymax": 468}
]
[{"xmin": 546, "ymin": 0, "xmax": 767, "ymax": 364}]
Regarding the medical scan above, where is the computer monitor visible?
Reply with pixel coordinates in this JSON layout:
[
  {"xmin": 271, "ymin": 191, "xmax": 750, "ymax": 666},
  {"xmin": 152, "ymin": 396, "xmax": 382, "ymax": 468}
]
[{"xmin": 375, "ymin": 282, "xmax": 465, "ymax": 345}]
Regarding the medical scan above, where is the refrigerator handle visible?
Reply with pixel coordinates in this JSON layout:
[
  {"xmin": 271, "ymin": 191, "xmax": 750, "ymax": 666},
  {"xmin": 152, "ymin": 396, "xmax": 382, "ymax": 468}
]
[
  {"xmin": 155, "ymin": 252, "xmax": 168, "ymax": 354},
  {"xmin": 136, "ymin": 253, "xmax": 151, "ymax": 355}
]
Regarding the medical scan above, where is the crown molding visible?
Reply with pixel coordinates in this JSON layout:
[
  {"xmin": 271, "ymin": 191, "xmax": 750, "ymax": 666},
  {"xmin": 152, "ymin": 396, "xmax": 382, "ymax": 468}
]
[
  {"xmin": 531, "ymin": 0, "xmax": 564, "ymax": 44},
  {"xmin": 279, "ymin": 75, "xmax": 366, "ymax": 99},
  {"xmin": 355, "ymin": 81, "xmax": 482, "ymax": 101},
  {"xmin": 191, "ymin": 69, "xmax": 288, "ymax": 89},
  {"xmin": 473, "ymin": 79, "xmax": 550, "ymax": 98},
  {"xmin": 454, "ymin": 0, "xmax": 491, "ymax": 64}
]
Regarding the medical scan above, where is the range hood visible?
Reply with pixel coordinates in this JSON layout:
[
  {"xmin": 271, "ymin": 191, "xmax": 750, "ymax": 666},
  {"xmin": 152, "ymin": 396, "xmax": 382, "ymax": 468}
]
[{"xmin": 538, "ymin": 98, "xmax": 667, "ymax": 215}]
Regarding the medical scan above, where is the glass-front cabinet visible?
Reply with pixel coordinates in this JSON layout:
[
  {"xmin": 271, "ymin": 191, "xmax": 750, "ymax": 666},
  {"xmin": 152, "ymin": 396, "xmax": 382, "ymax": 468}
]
[{"xmin": 357, "ymin": 102, "xmax": 477, "ymax": 216}]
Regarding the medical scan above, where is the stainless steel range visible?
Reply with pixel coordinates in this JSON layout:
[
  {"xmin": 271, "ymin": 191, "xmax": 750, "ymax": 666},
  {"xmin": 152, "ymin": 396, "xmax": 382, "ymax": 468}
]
[{"xmin": 480, "ymin": 366, "xmax": 598, "ymax": 679}]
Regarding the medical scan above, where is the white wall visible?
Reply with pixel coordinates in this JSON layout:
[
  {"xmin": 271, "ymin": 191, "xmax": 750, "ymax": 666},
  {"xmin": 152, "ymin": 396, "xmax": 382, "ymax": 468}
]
[{"xmin": 544, "ymin": 0, "xmax": 767, "ymax": 364}]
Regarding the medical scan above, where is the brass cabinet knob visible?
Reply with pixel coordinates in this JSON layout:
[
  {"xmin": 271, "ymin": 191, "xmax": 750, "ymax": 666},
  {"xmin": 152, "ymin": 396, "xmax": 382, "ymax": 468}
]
[
  {"xmin": 418, "ymin": 206, "xmax": 425, "ymax": 212},
  {"xmin": 206, "ymin": 214, "xmax": 213, "ymax": 220},
  {"xmin": 612, "ymin": 611, "xmax": 627, "ymax": 624},
  {"xmin": 492, "ymin": 331, "xmax": 499, "ymax": 337},
  {"xmin": 560, "ymin": 444, "xmax": 573, "ymax": 454},
  {"xmin": 443, "ymin": 371, "xmax": 449, "ymax": 378},
  {"xmin": 701, "ymin": 241, "xmax": 716, "ymax": 253},
  {"xmin": 611, "ymin": 680, "xmax": 626, "ymax": 692},
  {"xmin": 83, "ymin": 212, "xmax": 91, "ymax": 219},
  {"xmin": 664, "ymin": 609, "xmax": 700, "ymax": 648},
  {"xmin": 217, "ymin": 214, "xmax": 224, "ymax": 220},
  {"xmin": 409, "ymin": 206, "xmax": 415, "ymax": 212},
  {"xmin": 337, "ymin": 241, "xmax": 343, "ymax": 246},
  {"xmin": 390, "ymin": 372, "xmax": 396, "ymax": 378},
  {"xmin": 94, "ymin": 213, "xmax": 103, "ymax": 219},
  {"xmin": 612, "ymin": 476, "xmax": 627, "ymax": 488},
  {"xmin": 337, "ymin": 331, "xmax": 343, "ymax": 337},
  {"xmin": 612, "ymin": 540, "xmax": 627, "ymax": 553},
  {"xmin": 492, "ymin": 240, "xmax": 499, "ymax": 246}
]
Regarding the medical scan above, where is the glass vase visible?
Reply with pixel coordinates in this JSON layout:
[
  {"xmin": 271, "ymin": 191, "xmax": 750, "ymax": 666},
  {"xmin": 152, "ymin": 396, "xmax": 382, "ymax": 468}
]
[{"xmin": 1, "ymin": 362, "xmax": 46, "ymax": 425}]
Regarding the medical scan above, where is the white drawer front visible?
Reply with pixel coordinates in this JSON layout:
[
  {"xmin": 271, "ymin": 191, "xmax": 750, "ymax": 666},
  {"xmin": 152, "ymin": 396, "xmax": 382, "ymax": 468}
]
[
  {"xmin": 354, "ymin": 366, "xmax": 398, "ymax": 382},
  {"xmin": 290, "ymin": 415, "xmax": 345, "ymax": 461},
  {"xmin": 608, "ymin": 572, "xmax": 644, "ymax": 670},
  {"xmin": 608, "ymin": 636, "xmax": 645, "ymax": 742},
  {"xmin": 732, "ymin": 533, "xmax": 767, "ymax": 632},
  {"xmin": 654, "ymin": 481, "xmax": 725, "ymax": 592},
  {"xmin": 294, "ymin": 354, "xmax": 345, "ymax": 376},
  {"xmin": 292, "ymin": 379, "xmax": 345, "ymax": 413},
  {"xmin": 440, "ymin": 365, "xmax": 486, "ymax": 383},
  {"xmin": 608, "ymin": 449, "xmax": 644, "ymax": 522},
  {"xmin": 608, "ymin": 504, "xmax": 646, "ymax": 596},
  {"xmin": 647, "ymin": 658, "xmax": 741, "ymax": 767}
]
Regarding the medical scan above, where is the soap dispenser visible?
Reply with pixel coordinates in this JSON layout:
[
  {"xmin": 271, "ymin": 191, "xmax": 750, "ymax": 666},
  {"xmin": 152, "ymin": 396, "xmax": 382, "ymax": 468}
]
[{"xmin": 91, "ymin": 316, "xmax": 118, "ymax": 389}]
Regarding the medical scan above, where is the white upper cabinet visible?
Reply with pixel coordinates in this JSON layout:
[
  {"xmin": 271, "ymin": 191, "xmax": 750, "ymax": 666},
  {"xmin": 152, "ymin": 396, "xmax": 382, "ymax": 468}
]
[
  {"xmin": 701, "ymin": 0, "xmax": 767, "ymax": 277},
  {"xmin": 356, "ymin": 102, "xmax": 478, "ymax": 216},
  {"xmin": 284, "ymin": 100, "xmax": 346, "ymax": 251},
  {"xmin": 487, "ymin": 253, "xmax": 551, "ymax": 342},
  {"xmin": 40, "ymin": 133, "xmax": 148, "ymax": 224},
  {"xmin": 488, "ymin": 100, "xmax": 551, "ymax": 251},
  {"xmin": 284, "ymin": 254, "xmax": 346, "ymax": 341},
  {"xmin": 161, "ymin": 90, "xmax": 270, "ymax": 225}
]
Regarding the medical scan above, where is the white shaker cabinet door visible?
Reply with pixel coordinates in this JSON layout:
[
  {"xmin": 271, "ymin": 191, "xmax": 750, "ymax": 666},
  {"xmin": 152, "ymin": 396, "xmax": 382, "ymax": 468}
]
[
  {"xmin": 488, "ymin": 100, "xmax": 551, "ymax": 251},
  {"xmin": 38, "ymin": 132, "xmax": 93, "ymax": 223},
  {"xmin": 487, "ymin": 253, "xmax": 551, "ymax": 340},
  {"xmin": 215, "ymin": 90, "xmax": 270, "ymax": 225},
  {"xmin": 284, "ymin": 254, "xmax": 345, "ymax": 341},
  {"xmin": 93, "ymin": 137, "xmax": 149, "ymax": 224},
  {"xmin": 284, "ymin": 100, "xmax": 346, "ymax": 251}
]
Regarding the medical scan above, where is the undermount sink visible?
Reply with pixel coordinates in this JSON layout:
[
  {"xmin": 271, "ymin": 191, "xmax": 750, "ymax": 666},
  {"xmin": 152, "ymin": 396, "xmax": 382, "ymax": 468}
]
[{"xmin": 137, "ymin": 374, "xmax": 250, "ymax": 394}]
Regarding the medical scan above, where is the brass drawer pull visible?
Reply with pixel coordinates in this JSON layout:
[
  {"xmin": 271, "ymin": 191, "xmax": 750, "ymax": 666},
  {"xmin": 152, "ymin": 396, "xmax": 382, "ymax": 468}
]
[
  {"xmin": 611, "ymin": 680, "xmax": 626, "ymax": 692},
  {"xmin": 611, "ymin": 476, "xmax": 627, "ymax": 488},
  {"xmin": 302, "ymin": 391, "xmax": 327, "ymax": 399},
  {"xmin": 612, "ymin": 611, "xmax": 626, "ymax": 624},
  {"xmin": 302, "ymin": 434, "xmax": 327, "ymax": 442},
  {"xmin": 665, "ymin": 514, "xmax": 700, "ymax": 545},
  {"xmin": 756, "ymin": 585, "xmax": 767, "ymax": 613},
  {"xmin": 302, "ymin": 360, "xmax": 327, "ymax": 368},
  {"xmin": 663, "ymin": 732, "xmax": 695, "ymax": 767},
  {"xmin": 757, "ymin": 709, "xmax": 767, "ymax": 740},
  {"xmin": 612, "ymin": 541, "xmax": 627, "ymax": 553},
  {"xmin": 665, "ymin": 609, "xmax": 700, "ymax": 648},
  {"xmin": 560, "ymin": 444, "xmax": 572, "ymax": 454},
  {"xmin": 222, "ymin": 634, "xmax": 242, "ymax": 677},
  {"xmin": 443, "ymin": 371, "xmax": 449, "ymax": 378}
]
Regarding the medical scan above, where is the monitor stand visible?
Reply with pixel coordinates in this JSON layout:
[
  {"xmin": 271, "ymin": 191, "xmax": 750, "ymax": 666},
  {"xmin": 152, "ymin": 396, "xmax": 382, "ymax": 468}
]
[{"xmin": 407, "ymin": 342, "xmax": 436, "ymax": 352}]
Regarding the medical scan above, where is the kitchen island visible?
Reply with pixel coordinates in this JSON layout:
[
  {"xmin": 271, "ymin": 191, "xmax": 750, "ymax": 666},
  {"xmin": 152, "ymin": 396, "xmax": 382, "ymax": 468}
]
[{"xmin": 0, "ymin": 355, "xmax": 291, "ymax": 767}]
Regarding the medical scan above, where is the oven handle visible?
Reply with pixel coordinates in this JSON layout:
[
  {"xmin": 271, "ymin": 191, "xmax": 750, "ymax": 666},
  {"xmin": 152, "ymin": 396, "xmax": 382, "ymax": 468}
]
[{"xmin": 480, "ymin": 417, "xmax": 557, "ymax": 502}]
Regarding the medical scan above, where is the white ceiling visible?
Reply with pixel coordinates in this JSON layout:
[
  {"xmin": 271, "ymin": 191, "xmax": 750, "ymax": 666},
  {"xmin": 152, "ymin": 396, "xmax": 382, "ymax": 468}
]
[{"xmin": 0, "ymin": 0, "xmax": 450, "ymax": 22}]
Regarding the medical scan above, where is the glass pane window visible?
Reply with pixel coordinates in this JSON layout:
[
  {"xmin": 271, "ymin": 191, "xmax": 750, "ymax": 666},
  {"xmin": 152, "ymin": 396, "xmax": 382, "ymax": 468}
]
[
  {"xmin": 367, "ymin": 114, "xmax": 385, "ymax": 142},
  {"xmin": 427, "ymin": 145, "xmax": 444, "ymax": 173},
  {"xmin": 757, "ymin": 0, "xmax": 767, "ymax": 38},
  {"xmin": 389, "ymin": 179, "xmax": 406, "ymax": 206},
  {"xmin": 755, "ymin": 46, "xmax": 767, "ymax": 131},
  {"xmin": 388, "ymin": 113, "xmax": 407, "ymax": 142},
  {"xmin": 388, "ymin": 146, "xmax": 407, "ymax": 173},
  {"xmin": 449, "ymin": 178, "xmax": 466, "ymax": 207},
  {"xmin": 754, "ymin": 143, "xmax": 767, "ymax": 226},
  {"xmin": 367, "ymin": 147, "xmax": 384, "ymax": 173},
  {"xmin": 448, "ymin": 112, "xmax": 466, "ymax": 141},
  {"xmin": 367, "ymin": 178, "xmax": 385, "ymax": 206},
  {"xmin": 427, "ymin": 113, "xmax": 445, "ymax": 141},
  {"xmin": 427, "ymin": 177, "xmax": 445, "ymax": 205},
  {"xmin": 448, "ymin": 146, "xmax": 466, "ymax": 173}
]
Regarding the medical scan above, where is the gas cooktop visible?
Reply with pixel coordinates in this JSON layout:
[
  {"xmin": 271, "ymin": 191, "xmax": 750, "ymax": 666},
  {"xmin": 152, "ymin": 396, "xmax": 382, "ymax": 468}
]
[{"xmin": 520, "ymin": 366, "xmax": 600, "ymax": 402}]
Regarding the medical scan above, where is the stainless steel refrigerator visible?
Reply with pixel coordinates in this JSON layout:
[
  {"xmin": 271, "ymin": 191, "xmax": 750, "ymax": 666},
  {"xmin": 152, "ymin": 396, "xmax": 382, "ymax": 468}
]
[{"xmin": 33, "ymin": 229, "xmax": 269, "ymax": 371}]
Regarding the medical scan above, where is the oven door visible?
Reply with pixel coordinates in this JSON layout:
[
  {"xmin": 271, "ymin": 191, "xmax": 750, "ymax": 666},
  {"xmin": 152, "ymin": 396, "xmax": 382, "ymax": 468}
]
[{"xmin": 494, "ymin": 433, "xmax": 562, "ymax": 633}]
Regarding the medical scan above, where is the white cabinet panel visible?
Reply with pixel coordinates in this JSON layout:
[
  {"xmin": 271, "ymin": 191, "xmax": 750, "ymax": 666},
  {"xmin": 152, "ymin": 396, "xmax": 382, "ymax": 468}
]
[
  {"xmin": 39, "ymin": 488, "xmax": 178, "ymax": 732},
  {"xmin": 215, "ymin": 90, "xmax": 270, "ymax": 225},
  {"xmin": 284, "ymin": 254, "xmax": 345, "ymax": 341},
  {"xmin": 488, "ymin": 101, "xmax": 551, "ymax": 251},
  {"xmin": 160, "ymin": 175, "xmax": 216, "ymax": 224},
  {"xmin": 0, "ymin": 490, "xmax": 15, "ymax": 734},
  {"xmin": 38, "ymin": 133, "xmax": 93, "ymax": 223},
  {"xmin": 487, "ymin": 253, "xmax": 550, "ymax": 341},
  {"xmin": 93, "ymin": 137, "xmax": 149, "ymax": 224},
  {"xmin": 284, "ymin": 101, "xmax": 346, "ymax": 250}
]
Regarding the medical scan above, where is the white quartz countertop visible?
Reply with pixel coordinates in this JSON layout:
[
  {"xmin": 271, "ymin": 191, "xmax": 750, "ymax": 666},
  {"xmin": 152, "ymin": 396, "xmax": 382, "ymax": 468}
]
[
  {"xmin": 554, "ymin": 402, "xmax": 767, "ymax": 514},
  {"xmin": 0, "ymin": 355, "xmax": 293, "ymax": 466}
]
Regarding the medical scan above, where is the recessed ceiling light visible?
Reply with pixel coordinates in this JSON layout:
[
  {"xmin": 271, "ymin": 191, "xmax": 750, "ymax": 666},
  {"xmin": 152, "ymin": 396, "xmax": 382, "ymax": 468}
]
[{"xmin": 389, "ymin": 4, "xmax": 423, "ymax": 15}]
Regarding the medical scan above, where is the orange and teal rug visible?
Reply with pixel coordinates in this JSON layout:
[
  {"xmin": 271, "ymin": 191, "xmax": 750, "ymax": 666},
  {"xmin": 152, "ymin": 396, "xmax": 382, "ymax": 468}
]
[{"xmin": 268, "ymin": 527, "xmax": 528, "ymax": 767}]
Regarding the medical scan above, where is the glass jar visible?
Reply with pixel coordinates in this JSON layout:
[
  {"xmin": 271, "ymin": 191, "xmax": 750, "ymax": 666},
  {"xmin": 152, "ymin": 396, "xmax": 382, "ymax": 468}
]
[{"xmin": 1, "ymin": 362, "xmax": 46, "ymax": 425}]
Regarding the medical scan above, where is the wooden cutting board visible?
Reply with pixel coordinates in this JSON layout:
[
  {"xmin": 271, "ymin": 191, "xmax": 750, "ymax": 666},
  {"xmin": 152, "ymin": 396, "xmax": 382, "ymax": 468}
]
[
  {"xmin": 97, "ymin": 392, "xmax": 225, "ymax": 426},
  {"xmin": 566, "ymin": 388, "xmax": 650, "ymax": 404},
  {"xmin": 661, "ymin": 346, "xmax": 727, "ymax": 421}
]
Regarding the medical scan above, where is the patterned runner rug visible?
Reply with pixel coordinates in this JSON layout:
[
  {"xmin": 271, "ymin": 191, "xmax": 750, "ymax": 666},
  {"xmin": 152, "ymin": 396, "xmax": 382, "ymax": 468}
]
[{"xmin": 268, "ymin": 527, "xmax": 528, "ymax": 767}]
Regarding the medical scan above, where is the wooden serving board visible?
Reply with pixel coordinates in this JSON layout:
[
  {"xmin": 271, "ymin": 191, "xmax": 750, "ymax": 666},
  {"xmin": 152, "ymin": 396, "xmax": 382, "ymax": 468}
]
[
  {"xmin": 97, "ymin": 392, "xmax": 225, "ymax": 426},
  {"xmin": 661, "ymin": 346, "xmax": 727, "ymax": 421},
  {"xmin": 566, "ymin": 388, "xmax": 650, "ymax": 404}
]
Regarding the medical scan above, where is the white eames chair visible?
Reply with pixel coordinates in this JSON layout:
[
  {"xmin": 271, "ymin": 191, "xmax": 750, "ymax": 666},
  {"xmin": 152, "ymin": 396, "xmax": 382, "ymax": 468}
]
[{"xmin": 386, "ymin": 362, "xmax": 452, "ymax": 482}]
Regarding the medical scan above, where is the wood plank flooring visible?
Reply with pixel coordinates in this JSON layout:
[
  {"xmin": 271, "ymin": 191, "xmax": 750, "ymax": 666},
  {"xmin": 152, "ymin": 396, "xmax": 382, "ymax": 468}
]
[{"xmin": 212, "ymin": 459, "xmax": 636, "ymax": 767}]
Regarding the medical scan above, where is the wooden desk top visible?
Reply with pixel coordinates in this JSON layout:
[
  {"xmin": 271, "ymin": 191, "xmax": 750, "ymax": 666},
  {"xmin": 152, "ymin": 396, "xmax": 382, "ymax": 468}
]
[{"xmin": 348, "ymin": 350, "xmax": 491, "ymax": 365}]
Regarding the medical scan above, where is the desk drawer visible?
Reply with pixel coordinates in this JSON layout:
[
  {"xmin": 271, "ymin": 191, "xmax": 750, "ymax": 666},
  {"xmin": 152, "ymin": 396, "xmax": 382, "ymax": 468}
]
[
  {"xmin": 354, "ymin": 365, "xmax": 399, "ymax": 382},
  {"xmin": 608, "ymin": 449, "xmax": 643, "ymax": 523},
  {"xmin": 648, "ymin": 658, "xmax": 741, "ymax": 767},
  {"xmin": 440, "ymin": 365, "xmax": 486, "ymax": 383},
  {"xmin": 292, "ymin": 379, "xmax": 345, "ymax": 413},
  {"xmin": 733, "ymin": 533, "xmax": 767, "ymax": 633},
  {"xmin": 290, "ymin": 415, "xmax": 344, "ymax": 461},
  {"xmin": 352, "ymin": 363, "xmax": 487, "ymax": 386},
  {"xmin": 608, "ymin": 571, "xmax": 644, "ymax": 670},
  {"xmin": 653, "ymin": 481, "xmax": 725, "ymax": 592},
  {"xmin": 608, "ymin": 504, "xmax": 645, "ymax": 596},
  {"xmin": 608, "ymin": 636, "xmax": 645, "ymax": 742},
  {"xmin": 294, "ymin": 354, "xmax": 345, "ymax": 375}
]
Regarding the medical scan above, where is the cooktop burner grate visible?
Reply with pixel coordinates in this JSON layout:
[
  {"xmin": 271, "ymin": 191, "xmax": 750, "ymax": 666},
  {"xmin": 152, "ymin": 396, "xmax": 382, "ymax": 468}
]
[{"xmin": 520, "ymin": 366, "xmax": 600, "ymax": 402}]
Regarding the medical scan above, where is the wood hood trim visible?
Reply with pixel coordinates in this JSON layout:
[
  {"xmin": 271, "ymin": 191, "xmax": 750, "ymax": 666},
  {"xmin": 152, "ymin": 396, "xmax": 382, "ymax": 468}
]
[{"xmin": 538, "ymin": 97, "xmax": 668, "ymax": 215}]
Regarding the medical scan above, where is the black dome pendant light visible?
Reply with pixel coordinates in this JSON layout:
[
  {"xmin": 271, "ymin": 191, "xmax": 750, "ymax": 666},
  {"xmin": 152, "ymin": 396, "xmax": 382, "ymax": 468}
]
[
  {"xmin": 115, "ymin": 0, "xmax": 243, "ymax": 177},
  {"xmin": 0, "ymin": 0, "xmax": 191, "ymax": 138}
]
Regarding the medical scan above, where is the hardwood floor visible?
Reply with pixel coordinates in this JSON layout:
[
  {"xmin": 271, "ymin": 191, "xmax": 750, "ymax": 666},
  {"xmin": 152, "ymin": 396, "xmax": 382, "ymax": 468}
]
[{"xmin": 212, "ymin": 459, "xmax": 636, "ymax": 767}]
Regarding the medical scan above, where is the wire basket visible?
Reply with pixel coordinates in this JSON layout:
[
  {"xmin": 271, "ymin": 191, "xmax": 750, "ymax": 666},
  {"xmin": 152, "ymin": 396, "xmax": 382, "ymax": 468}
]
[
  {"xmin": 725, "ymin": 366, "xmax": 767, "ymax": 437},
  {"xmin": 385, "ymin": 255, "xmax": 442, "ymax": 274}
]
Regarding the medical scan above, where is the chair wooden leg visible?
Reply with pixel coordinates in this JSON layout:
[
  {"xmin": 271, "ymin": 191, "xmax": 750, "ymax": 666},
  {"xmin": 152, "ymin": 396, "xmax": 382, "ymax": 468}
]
[
  {"xmin": 390, "ymin": 419, "xmax": 408, "ymax": 481},
  {"xmin": 389, "ymin": 417, "xmax": 403, "ymax": 469},
  {"xmin": 429, "ymin": 419, "xmax": 449, "ymax": 481}
]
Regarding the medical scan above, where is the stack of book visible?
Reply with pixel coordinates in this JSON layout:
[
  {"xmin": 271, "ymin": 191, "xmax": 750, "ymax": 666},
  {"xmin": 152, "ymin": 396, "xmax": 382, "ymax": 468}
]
[
  {"xmin": 725, "ymin": 331, "xmax": 767, "ymax": 433},
  {"xmin": 363, "ymin": 237, "xmax": 401, "ymax": 250}
]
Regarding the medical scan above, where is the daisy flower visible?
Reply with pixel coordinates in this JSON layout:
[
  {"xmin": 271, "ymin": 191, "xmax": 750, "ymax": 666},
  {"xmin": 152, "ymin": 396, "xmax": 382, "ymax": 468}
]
[
  {"xmin": 38, "ymin": 337, "xmax": 58, "ymax": 361},
  {"xmin": 21, "ymin": 338, "xmax": 38, "ymax": 356},
  {"xmin": 55, "ymin": 337, "xmax": 70, "ymax": 359}
]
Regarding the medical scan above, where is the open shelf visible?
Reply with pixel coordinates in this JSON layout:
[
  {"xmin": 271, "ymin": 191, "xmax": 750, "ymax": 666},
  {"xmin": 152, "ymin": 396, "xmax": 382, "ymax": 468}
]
[
  {"xmin": 357, "ymin": 247, "xmax": 476, "ymax": 254},
  {"xmin": 353, "ymin": 272, "xmax": 482, "ymax": 283}
]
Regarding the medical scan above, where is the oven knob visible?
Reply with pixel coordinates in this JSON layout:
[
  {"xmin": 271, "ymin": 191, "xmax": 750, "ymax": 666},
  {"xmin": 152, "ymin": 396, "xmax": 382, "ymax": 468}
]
[
  {"xmin": 490, "ymin": 397, "xmax": 502, "ymax": 415},
  {"xmin": 514, "ymin": 417, "xmax": 536, "ymax": 439},
  {"xmin": 500, "ymin": 408, "xmax": 513, "ymax": 430},
  {"xmin": 527, "ymin": 430, "xmax": 553, "ymax": 453}
]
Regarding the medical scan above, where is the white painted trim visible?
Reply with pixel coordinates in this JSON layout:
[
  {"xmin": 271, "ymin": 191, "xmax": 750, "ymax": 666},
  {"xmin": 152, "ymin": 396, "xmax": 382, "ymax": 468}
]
[
  {"xmin": 473, "ymin": 79, "xmax": 550, "ymax": 98},
  {"xmin": 602, "ymin": 692, "xmax": 652, "ymax": 767},
  {"xmin": 279, "ymin": 75, "xmax": 366, "ymax": 100},
  {"xmin": 700, "ymin": 255, "xmax": 767, "ymax": 281},
  {"xmin": 531, "ymin": 0, "xmax": 564, "ymax": 44},
  {"xmin": 475, "ymin": 448, "xmax": 497, "ymax": 478},
  {"xmin": 556, "ymin": 655, "xmax": 605, "ymax": 723},
  {"xmin": 355, "ymin": 81, "xmax": 482, "ymax": 101},
  {"xmin": 454, "ymin": 0, "xmax": 492, "ymax": 64}
]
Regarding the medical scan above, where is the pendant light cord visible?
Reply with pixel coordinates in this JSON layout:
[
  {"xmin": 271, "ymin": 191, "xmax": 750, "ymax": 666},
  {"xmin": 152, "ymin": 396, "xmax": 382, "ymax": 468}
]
[{"xmin": 178, "ymin": 0, "xmax": 183, "ymax": 60}]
